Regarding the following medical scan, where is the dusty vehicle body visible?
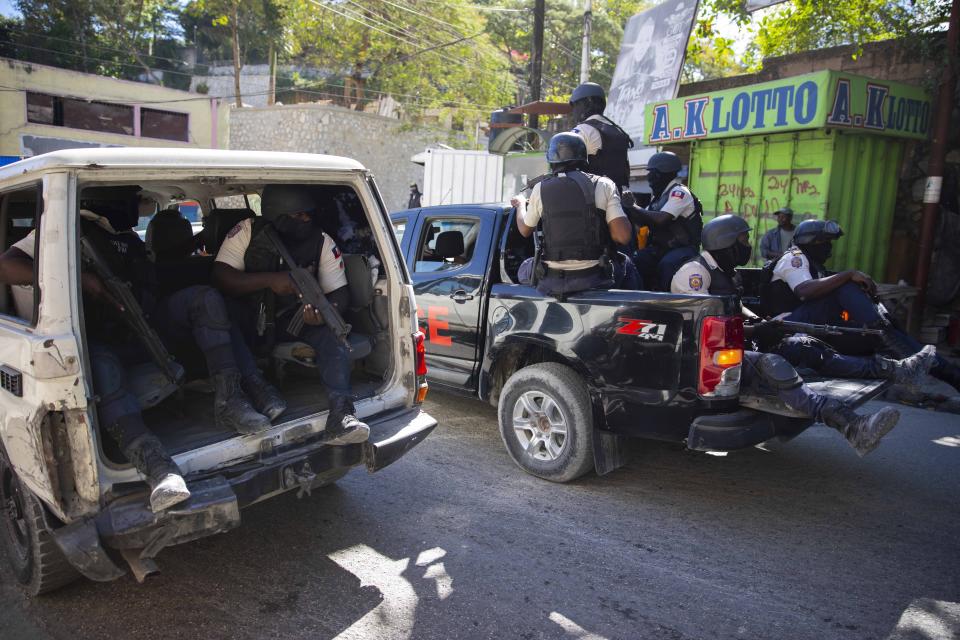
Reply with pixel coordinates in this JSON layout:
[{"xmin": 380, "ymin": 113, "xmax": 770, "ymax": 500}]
[{"xmin": 0, "ymin": 148, "xmax": 435, "ymax": 593}]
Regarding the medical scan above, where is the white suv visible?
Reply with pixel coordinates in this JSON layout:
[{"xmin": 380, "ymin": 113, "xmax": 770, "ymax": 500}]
[{"xmin": 0, "ymin": 148, "xmax": 434, "ymax": 594}]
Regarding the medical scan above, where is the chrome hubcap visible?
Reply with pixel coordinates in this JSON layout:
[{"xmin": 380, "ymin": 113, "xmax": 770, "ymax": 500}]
[{"xmin": 512, "ymin": 391, "xmax": 568, "ymax": 461}]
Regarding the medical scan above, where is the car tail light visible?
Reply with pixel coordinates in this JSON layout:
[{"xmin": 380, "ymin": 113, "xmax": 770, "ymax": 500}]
[
  {"xmin": 414, "ymin": 331, "xmax": 427, "ymax": 376},
  {"xmin": 699, "ymin": 316, "xmax": 743, "ymax": 397},
  {"xmin": 414, "ymin": 331, "xmax": 429, "ymax": 403}
]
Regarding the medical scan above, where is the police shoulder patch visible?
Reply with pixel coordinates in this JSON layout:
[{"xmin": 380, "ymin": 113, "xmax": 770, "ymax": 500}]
[
  {"xmin": 688, "ymin": 273, "xmax": 703, "ymax": 291},
  {"xmin": 670, "ymin": 188, "xmax": 686, "ymax": 200},
  {"xmin": 226, "ymin": 222, "xmax": 243, "ymax": 238},
  {"xmin": 791, "ymin": 256, "xmax": 803, "ymax": 268}
]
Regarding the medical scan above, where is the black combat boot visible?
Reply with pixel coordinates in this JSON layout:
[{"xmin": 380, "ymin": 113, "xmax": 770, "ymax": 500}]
[
  {"xmin": 123, "ymin": 433, "xmax": 191, "ymax": 512},
  {"xmin": 819, "ymin": 399, "xmax": 900, "ymax": 457},
  {"xmin": 324, "ymin": 395, "xmax": 370, "ymax": 446},
  {"xmin": 871, "ymin": 344, "xmax": 937, "ymax": 387},
  {"xmin": 241, "ymin": 371, "xmax": 287, "ymax": 421},
  {"xmin": 214, "ymin": 369, "xmax": 271, "ymax": 434}
]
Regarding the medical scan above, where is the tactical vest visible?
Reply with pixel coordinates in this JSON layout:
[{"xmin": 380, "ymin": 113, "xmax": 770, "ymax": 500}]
[
  {"xmin": 649, "ymin": 183, "xmax": 703, "ymax": 252},
  {"xmin": 761, "ymin": 250, "xmax": 825, "ymax": 316},
  {"xmin": 583, "ymin": 118, "xmax": 632, "ymax": 191},
  {"xmin": 539, "ymin": 171, "xmax": 610, "ymax": 263},
  {"xmin": 696, "ymin": 255, "xmax": 742, "ymax": 296},
  {"xmin": 243, "ymin": 218, "xmax": 326, "ymax": 315}
]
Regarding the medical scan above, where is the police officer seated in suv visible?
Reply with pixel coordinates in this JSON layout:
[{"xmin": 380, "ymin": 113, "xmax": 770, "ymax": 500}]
[
  {"xmin": 511, "ymin": 132, "xmax": 632, "ymax": 298},
  {"xmin": 671, "ymin": 215, "xmax": 936, "ymax": 457},
  {"xmin": 0, "ymin": 187, "xmax": 282, "ymax": 512},
  {"xmin": 211, "ymin": 184, "xmax": 370, "ymax": 446},
  {"xmin": 623, "ymin": 151, "xmax": 703, "ymax": 291},
  {"xmin": 761, "ymin": 219, "xmax": 960, "ymax": 390},
  {"xmin": 569, "ymin": 82, "xmax": 633, "ymax": 194}
]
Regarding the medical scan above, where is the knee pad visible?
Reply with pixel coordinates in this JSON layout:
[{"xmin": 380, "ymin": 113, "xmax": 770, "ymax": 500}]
[
  {"xmin": 188, "ymin": 286, "xmax": 232, "ymax": 331},
  {"xmin": 757, "ymin": 353, "xmax": 802, "ymax": 390}
]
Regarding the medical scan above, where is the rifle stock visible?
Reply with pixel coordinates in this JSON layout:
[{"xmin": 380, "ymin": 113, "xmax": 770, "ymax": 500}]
[
  {"xmin": 745, "ymin": 318, "xmax": 885, "ymax": 343},
  {"xmin": 79, "ymin": 237, "xmax": 182, "ymax": 385},
  {"xmin": 263, "ymin": 227, "xmax": 353, "ymax": 350}
]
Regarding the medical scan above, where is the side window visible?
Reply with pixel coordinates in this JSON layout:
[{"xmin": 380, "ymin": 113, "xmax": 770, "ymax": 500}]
[
  {"xmin": 414, "ymin": 218, "xmax": 479, "ymax": 273},
  {"xmin": 392, "ymin": 218, "xmax": 407, "ymax": 244},
  {"xmin": 0, "ymin": 185, "xmax": 41, "ymax": 324}
]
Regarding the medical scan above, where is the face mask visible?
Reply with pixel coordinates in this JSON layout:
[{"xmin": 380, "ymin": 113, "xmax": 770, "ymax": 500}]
[
  {"xmin": 274, "ymin": 214, "xmax": 313, "ymax": 237},
  {"xmin": 732, "ymin": 241, "xmax": 752, "ymax": 266},
  {"xmin": 802, "ymin": 243, "xmax": 832, "ymax": 265},
  {"xmin": 648, "ymin": 170, "xmax": 674, "ymax": 196}
]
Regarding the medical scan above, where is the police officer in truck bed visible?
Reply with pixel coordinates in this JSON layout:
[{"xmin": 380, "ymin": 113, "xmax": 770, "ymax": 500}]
[
  {"xmin": 511, "ymin": 132, "xmax": 632, "ymax": 298},
  {"xmin": 761, "ymin": 218, "xmax": 960, "ymax": 390},
  {"xmin": 569, "ymin": 82, "xmax": 634, "ymax": 193}
]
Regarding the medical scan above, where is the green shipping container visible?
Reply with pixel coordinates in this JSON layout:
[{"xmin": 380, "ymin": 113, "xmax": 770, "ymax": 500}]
[
  {"xmin": 645, "ymin": 70, "xmax": 931, "ymax": 275},
  {"xmin": 690, "ymin": 130, "xmax": 904, "ymax": 274}
]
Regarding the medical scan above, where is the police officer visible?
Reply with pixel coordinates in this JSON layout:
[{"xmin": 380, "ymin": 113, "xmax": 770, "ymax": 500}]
[
  {"xmin": 512, "ymin": 132, "xmax": 632, "ymax": 298},
  {"xmin": 625, "ymin": 151, "xmax": 703, "ymax": 291},
  {"xmin": 0, "ymin": 189, "xmax": 273, "ymax": 511},
  {"xmin": 569, "ymin": 82, "xmax": 633, "ymax": 192},
  {"xmin": 761, "ymin": 218, "xmax": 960, "ymax": 389},
  {"xmin": 669, "ymin": 215, "xmax": 925, "ymax": 456},
  {"xmin": 211, "ymin": 184, "xmax": 370, "ymax": 445},
  {"xmin": 673, "ymin": 214, "xmax": 935, "ymax": 384}
]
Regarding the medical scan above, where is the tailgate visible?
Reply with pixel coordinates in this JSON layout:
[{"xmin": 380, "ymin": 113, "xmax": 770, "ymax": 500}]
[{"xmin": 739, "ymin": 377, "xmax": 890, "ymax": 418}]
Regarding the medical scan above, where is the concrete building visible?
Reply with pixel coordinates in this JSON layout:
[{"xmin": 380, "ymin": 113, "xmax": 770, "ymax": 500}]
[{"xmin": 0, "ymin": 57, "xmax": 229, "ymax": 165}]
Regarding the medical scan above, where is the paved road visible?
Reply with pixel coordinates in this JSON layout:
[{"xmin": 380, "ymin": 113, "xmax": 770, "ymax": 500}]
[{"xmin": 2, "ymin": 393, "xmax": 959, "ymax": 640}]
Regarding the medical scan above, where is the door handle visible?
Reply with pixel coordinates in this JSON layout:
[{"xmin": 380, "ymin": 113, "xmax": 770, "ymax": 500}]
[{"xmin": 449, "ymin": 290, "xmax": 475, "ymax": 303}]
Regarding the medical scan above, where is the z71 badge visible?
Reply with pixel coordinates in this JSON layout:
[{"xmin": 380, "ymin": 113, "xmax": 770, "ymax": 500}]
[{"xmin": 615, "ymin": 317, "xmax": 668, "ymax": 341}]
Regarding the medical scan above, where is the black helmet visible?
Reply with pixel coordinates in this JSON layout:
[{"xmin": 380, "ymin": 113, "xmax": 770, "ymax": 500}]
[
  {"xmin": 647, "ymin": 151, "xmax": 682, "ymax": 175},
  {"xmin": 775, "ymin": 207, "xmax": 794, "ymax": 217},
  {"xmin": 546, "ymin": 132, "xmax": 587, "ymax": 167},
  {"xmin": 793, "ymin": 219, "xmax": 843, "ymax": 245},
  {"xmin": 570, "ymin": 82, "xmax": 605, "ymax": 104},
  {"xmin": 260, "ymin": 184, "xmax": 316, "ymax": 221},
  {"xmin": 701, "ymin": 215, "xmax": 751, "ymax": 251}
]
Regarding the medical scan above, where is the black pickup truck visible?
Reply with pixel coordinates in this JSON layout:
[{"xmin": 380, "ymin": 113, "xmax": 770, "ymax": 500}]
[{"xmin": 392, "ymin": 204, "xmax": 888, "ymax": 482}]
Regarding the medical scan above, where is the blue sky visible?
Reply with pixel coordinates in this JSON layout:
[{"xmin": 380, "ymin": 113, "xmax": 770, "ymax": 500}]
[{"xmin": 0, "ymin": 0, "xmax": 19, "ymax": 18}]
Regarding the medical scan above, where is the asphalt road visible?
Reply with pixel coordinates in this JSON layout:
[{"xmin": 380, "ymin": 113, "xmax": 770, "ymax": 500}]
[{"xmin": 2, "ymin": 393, "xmax": 959, "ymax": 640}]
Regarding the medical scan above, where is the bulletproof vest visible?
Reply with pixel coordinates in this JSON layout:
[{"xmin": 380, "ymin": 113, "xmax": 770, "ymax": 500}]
[
  {"xmin": 539, "ymin": 171, "xmax": 610, "ymax": 263},
  {"xmin": 760, "ymin": 249, "xmax": 824, "ymax": 316},
  {"xmin": 583, "ymin": 119, "xmax": 632, "ymax": 191},
  {"xmin": 244, "ymin": 218, "xmax": 326, "ymax": 313},
  {"xmin": 649, "ymin": 184, "xmax": 703, "ymax": 252},
  {"xmin": 80, "ymin": 219, "xmax": 155, "ymax": 338},
  {"xmin": 696, "ymin": 255, "xmax": 742, "ymax": 296}
]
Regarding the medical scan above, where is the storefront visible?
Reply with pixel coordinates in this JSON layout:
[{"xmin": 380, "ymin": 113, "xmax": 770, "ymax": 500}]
[{"xmin": 644, "ymin": 70, "xmax": 931, "ymax": 274}]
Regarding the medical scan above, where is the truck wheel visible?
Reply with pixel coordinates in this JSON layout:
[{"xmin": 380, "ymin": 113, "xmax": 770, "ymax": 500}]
[
  {"xmin": 498, "ymin": 362, "xmax": 595, "ymax": 483},
  {"xmin": 0, "ymin": 455, "xmax": 79, "ymax": 595}
]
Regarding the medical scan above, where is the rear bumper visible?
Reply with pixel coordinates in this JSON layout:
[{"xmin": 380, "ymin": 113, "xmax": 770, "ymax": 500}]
[
  {"xmin": 52, "ymin": 407, "xmax": 437, "ymax": 581},
  {"xmin": 686, "ymin": 408, "xmax": 812, "ymax": 452}
]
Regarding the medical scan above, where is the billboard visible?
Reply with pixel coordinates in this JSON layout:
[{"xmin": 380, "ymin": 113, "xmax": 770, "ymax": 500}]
[
  {"xmin": 604, "ymin": 0, "xmax": 699, "ymax": 168},
  {"xmin": 643, "ymin": 70, "xmax": 932, "ymax": 144}
]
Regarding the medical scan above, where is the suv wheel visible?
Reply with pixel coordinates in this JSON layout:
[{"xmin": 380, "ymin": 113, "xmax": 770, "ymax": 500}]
[
  {"xmin": 0, "ymin": 454, "xmax": 79, "ymax": 595},
  {"xmin": 498, "ymin": 362, "xmax": 595, "ymax": 483}
]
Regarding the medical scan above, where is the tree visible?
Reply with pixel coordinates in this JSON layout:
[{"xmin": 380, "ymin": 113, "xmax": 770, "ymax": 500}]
[
  {"xmin": 283, "ymin": 0, "xmax": 514, "ymax": 119},
  {"xmin": 686, "ymin": 0, "xmax": 953, "ymax": 78}
]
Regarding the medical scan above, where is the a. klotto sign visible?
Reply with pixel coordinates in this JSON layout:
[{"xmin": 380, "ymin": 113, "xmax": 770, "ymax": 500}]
[{"xmin": 644, "ymin": 70, "xmax": 931, "ymax": 145}]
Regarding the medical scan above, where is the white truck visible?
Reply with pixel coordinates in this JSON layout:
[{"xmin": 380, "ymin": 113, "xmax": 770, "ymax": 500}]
[{"xmin": 0, "ymin": 148, "xmax": 435, "ymax": 593}]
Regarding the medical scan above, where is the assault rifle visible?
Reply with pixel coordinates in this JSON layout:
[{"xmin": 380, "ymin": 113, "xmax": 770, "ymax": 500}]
[
  {"xmin": 745, "ymin": 318, "xmax": 885, "ymax": 349},
  {"xmin": 79, "ymin": 236, "xmax": 183, "ymax": 386},
  {"xmin": 263, "ymin": 227, "xmax": 353, "ymax": 350}
]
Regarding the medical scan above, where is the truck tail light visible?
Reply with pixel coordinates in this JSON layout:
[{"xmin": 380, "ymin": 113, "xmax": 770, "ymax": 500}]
[
  {"xmin": 699, "ymin": 316, "xmax": 743, "ymax": 398},
  {"xmin": 414, "ymin": 331, "xmax": 428, "ymax": 403}
]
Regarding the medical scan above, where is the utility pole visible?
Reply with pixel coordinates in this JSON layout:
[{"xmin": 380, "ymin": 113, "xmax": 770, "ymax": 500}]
[
  {"xmin": 529, "ymin": 0, "xmax": 545, "ymax": 129},
  {"xmin": 580, "ymin": 0, "xmax": 592, "ymax": 83},
  {"xmin": 914, "ymin": 0, "xmax": 959, "ymax": 314}
]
